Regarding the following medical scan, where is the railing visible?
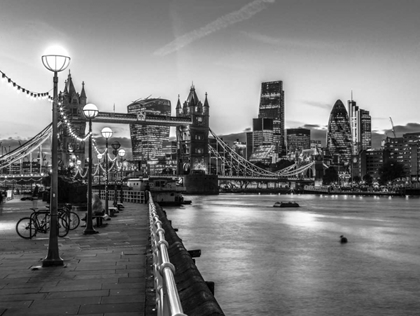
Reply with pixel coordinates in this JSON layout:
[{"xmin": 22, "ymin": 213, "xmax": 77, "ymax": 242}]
[
  {"xmin": 94, "ymin": 190, "xmax": 145, "ymax": 204},
  {"xmin": 148, "ymin": 192, "xmax": 186, "ymax": 316}
]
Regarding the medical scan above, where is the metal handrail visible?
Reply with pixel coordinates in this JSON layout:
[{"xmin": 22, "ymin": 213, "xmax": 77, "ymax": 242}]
[{"xmin": 148, "ymin": 192, "xmax": 187, "ymax": 316}]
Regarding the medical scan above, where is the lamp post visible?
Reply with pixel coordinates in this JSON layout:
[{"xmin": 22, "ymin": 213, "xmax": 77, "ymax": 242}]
[
  {"xmin": 111, "ymin": 141, "xmax": 121, "ymax": 206},
  {"xmin": 83, "ymin": 103, "xmax": 99, "ymax": 234},
  {"xmin": 97, "ymin": 153, "xmax": 103, "ymax": 199},
  {"xmin": 101, "ymin": 127, "xmax": 113, "ymax": 215},
  {"xmin": 118, "ymin": 148, "xmax": 126, "ymax": 203},
  {"xmin": 41, "ymin": 50, "xmax": 70, "ymax": 267}
]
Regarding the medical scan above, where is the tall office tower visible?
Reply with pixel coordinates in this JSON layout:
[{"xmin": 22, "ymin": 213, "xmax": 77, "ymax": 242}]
[
  {"xmin": 58, "ymin": 73, "xmax": 87, "ymax": 170},
  {"xmin": 347, "ymin": 99, "xmax": 372, "ymax": 154},
  {"xmin": 326, "ymin": 100, "xmax": 352, "ymax": 166},
  {"xmin": 258, "ymin": 81, "xmax": 285, "ymax": 155},
  {"xmin": 360, "ymin": 109, "xmax": 372, "ymax": 150},
  {"xmin": 286, "ymin": 128, "xmax": 310, "ymax": 153},
  {"xmin": 127, "ymin": 98, "xmax": 171, "ymax": 168}
]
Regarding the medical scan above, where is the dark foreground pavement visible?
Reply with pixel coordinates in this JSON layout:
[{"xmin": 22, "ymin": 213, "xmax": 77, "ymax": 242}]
[{"xmin": 0, "ymin": 198, "xmax": 149, "ymax": 316}]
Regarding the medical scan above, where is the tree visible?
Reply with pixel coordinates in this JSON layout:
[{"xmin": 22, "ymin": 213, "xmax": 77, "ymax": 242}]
[
  {"xmin": 362, "ymin": 173, "xmax": 373, "ymax": 186},
  {"xmin": 322, "ymin": 167, "xmax": 338, "ymax": 185},
  {"xmin": 352, "ymin": 175, "xmax": 361, "ymax": 184},
  {"xmin": 378, "ymin": 159, "xmax": 406, "ymax": 185}
]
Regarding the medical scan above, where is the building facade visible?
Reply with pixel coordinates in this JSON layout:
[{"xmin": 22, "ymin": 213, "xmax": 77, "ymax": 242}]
[
  {"xmin": 384, "ymin": 133, "xmax": 420, "ymax": 182},
  {"xmin": 360, "ymin": 149, "xmax": 388, "ymax": 180},
  {"xmin": 347, "ymin": 99, "xmax": 371, "ymax": 155},
  {"xmin": 286, "ymin": 128, "xmax": 310, "ymax": 153},
  {"xmin": 127, "ymin": 98, "xmax": 171, "ymax": 174},
  {"xmin": 258, "ymin": 81, "xmax": 285, "ymax": 155},
  {"xmin": 326, "ymin": 100, "xmax": 352, "ymax": 168}
]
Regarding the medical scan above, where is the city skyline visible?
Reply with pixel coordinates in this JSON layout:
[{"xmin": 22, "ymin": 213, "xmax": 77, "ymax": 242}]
[{"xmin": 1, "ymin": 0, "xmax": 420, "ymax": 154}]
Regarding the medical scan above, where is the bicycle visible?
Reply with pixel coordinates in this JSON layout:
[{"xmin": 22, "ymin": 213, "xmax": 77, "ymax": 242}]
[
  {"xmin": 16, "ymin": 208, "xmax": 69, "ymax": 239},
  {"xmin": 45, "ymin": 204, "xmax": 80, "ymax": 230},
  {"xmin": 58, "ymin": 203, "xmax": 80, "ymax": 230}
]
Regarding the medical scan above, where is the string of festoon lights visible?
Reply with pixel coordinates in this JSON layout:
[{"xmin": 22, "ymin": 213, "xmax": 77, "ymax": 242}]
[
  {"xmin": 70, "ymin": 158, "xmax": 124, "ymax": 180},
  {"xmin": 0, "ymin": 70, "xmax": 53, "ymax": 101}
]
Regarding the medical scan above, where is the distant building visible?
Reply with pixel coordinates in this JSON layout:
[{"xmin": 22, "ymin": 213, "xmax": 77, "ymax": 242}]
[
  {"xmin": 127, "ymin": 98, "xmax": 171, "ymax": 174},
  {"xmin": 310, "ymin": 140, "xmax": 322, "ymax": 149},
  {"xmin": 258, "ymin": 81, "xmax": 285, "ymax": 155},
  {"xmin": 383, "ymin": 133, "xmax": 420, "ymax": 181},
  {"xmin": 359, "ymin": 148, "xmax": 388, "ymax": 180},
  {"xmin": 326, "ymin": 100, "xmax": 352, "ymax": 168},
  {"xmin": 248, "ymin": 118, "xmax": 276, "ymax": 163},
  {"xmin": 348, "ymin": 99, "xmax": 371, "ymax": 154},
  {"xmin": 286, "ymin": 128, "xmax": 310, "ymax": 153},
  {"xmin": 249, "ymin": 144, "xmax": 276, "ymax": 165}
]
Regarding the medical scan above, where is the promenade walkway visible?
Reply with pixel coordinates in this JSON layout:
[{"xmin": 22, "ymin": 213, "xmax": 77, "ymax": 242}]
[{"xmin": 0, "ymin": 198, "xmax": 149, "ymax": 316}]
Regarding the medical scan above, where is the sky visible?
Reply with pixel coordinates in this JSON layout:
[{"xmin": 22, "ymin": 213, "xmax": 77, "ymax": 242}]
[{"xmin": 1, "ymin": 0, "xmax": 420, "ymax": 158}]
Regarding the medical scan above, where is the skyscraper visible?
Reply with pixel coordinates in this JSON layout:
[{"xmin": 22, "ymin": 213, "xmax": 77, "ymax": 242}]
[
  {"xmin": 258, "ymin": 81, "xmax": 285, "ymax": 155},
  {"xmin": 348, "ymin": 99, "xmax": 371, "ymax": 154},
  {"xmin": 326, "ymin": 100, "xmax": 352, "ymax": 166},
  {"xmin": 127, "ymin": 98, "xmax": 171, "ymax": 170}
]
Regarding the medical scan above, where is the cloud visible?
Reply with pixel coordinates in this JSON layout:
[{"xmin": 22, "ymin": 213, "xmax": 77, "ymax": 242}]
[
  {"xmin": 244, "ymin": 31, "xmax": 348, "ymax": 51},
  {"xmin": 302, "ymin": 100, "xmax": 331, "ymax": 110},
  {"xmin": 154, "ymin": 0, "xmax": 275, "ymax": 56}
]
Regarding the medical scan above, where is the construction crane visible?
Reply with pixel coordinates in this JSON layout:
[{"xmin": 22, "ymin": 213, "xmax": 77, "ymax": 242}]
[{"xmin": 389, "ymin": 117, "xmax": 396, "ymax": 138}]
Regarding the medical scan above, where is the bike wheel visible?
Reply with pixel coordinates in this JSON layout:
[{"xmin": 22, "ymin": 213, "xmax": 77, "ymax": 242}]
[
  {"xmin": 16, "ymin": 217, "xmax": 36, "ymax": 239},
  {"xmin": 57, "ymin": 216, "xmax": 69, "ymax": 238},
  {"xmin": 68, "ymin": 211, "xmax": 80, "ymax": 230}
]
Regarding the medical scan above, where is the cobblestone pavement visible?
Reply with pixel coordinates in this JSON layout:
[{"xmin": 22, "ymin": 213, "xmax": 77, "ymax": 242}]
[{"xmin": 0, "ymin": 198, "xmax": 149, "ymax": 316}]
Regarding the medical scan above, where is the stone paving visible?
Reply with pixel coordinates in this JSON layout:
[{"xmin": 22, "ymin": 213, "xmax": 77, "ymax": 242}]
[{"xmin": 0, "ymin": 197, "xmax": 149, "ymax": 316}]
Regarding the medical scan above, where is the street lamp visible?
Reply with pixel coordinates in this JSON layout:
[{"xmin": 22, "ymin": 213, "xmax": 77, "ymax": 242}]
[
  {"xmin": 118, "ymin": 148, "xmax": 126, "ymax": 203},
  {"xmin": 41, "ymin": 49, "xmax": 70, "ymax": 267},
  {"xmin": 83, "ymin": 103, "xmax": 98, "ymax": 235},
  {"xmin": 97, "ymin": 153, "xmax": 103, "ymax": 198},
  {"xmin": 101, "ymin": 127, "xmax": 113, "ymax": 215},
  {"xmin": 111, "ymin": 141, "xmax": 121, "ymax": 206}
]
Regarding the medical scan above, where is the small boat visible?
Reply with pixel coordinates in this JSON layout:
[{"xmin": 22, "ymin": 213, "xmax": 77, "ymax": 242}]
[{"xmin": 273, "ymin": 201, "xmax": 300, "ymax": 208}]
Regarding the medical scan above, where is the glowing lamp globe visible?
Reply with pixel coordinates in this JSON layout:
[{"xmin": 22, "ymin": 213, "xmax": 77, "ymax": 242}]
[
  {"xmin": 42, "ymin": 45, "xmax": 71, "ymax": 72},
  {"xmin": 83, "ymin": 103, "xmax": 99, "ymax": 119},
  {"xmin": 101, "ymin": 127, "xmax": 113, "ymax": 139},
  {"xmin": 118, "ymin": 149, "xmax": 126, "ymax": 157}
]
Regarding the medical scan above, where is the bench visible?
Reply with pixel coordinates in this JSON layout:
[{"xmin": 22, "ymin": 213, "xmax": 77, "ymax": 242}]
[
  {"xmin": 82, "ymin": 213, "xmax": 107, "ymax": 227},
  {"xmin": 92, "ymin": 215, "xmax": 106, "ymax": 227},
  {"xmin": 116, "ymin": 203, "xmax": 125, "ymax": 211},
  {"xmin": 108, "ymin": 207, "xmax": 118, "ymax": 217}
]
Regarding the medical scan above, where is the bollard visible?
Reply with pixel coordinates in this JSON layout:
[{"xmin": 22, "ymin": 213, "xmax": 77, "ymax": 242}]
[
  {"xmin": 205, "ymin": 281, "xmax": 215, "ymax": 295},
  {"xmin": 188, "ymin": 249, "xmax": 201, "ymax": 258}
]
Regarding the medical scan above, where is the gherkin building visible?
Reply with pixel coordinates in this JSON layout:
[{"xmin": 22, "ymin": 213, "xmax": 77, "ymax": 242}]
[{"xmin": 326, "ymin": 100, "xmax": 352, "ymax": 166}]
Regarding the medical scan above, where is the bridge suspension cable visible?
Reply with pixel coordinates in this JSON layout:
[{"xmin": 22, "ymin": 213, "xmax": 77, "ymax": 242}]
[
  {"xmin": 0, "ymin": 123, "xmax": 53, "ymax": 169},
  {"xmin": 208, "ymin": 128, "xmax": 279, "ymax": 177}
]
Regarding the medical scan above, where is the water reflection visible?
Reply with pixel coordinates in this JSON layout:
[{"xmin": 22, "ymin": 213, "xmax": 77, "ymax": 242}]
[{"xmin": 169, "ymin": 194, "xmax": 420, "ymax": 316}]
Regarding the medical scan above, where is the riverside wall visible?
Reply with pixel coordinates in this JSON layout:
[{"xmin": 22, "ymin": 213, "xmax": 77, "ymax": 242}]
[{"xmin": 145, "ymin": 202, "xmax": 225, "ymax": 316}]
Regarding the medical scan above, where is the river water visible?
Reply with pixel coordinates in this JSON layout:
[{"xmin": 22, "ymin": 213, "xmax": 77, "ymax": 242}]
[{"xmin": 166, "ymin": 193, "xmax": 420, "ymax": 316}]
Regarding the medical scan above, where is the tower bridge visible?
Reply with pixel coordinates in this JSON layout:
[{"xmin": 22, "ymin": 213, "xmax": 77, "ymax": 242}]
[
  {"xmin": 71, "ymin": 111, "xmax": 193, "ymax": 126},
  {"xmin": 1, "ymin": 79, "xmax": 319, "ymax": 191}
]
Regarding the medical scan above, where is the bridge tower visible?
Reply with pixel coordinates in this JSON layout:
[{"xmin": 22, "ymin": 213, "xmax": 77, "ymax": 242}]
[
  {"xmin": 57, "ymin": 72, "xmax": 87, "ymax": 171},
  {"xmin": 176, "ymin": 85, "xmax": 210, "ymax": 175}
]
